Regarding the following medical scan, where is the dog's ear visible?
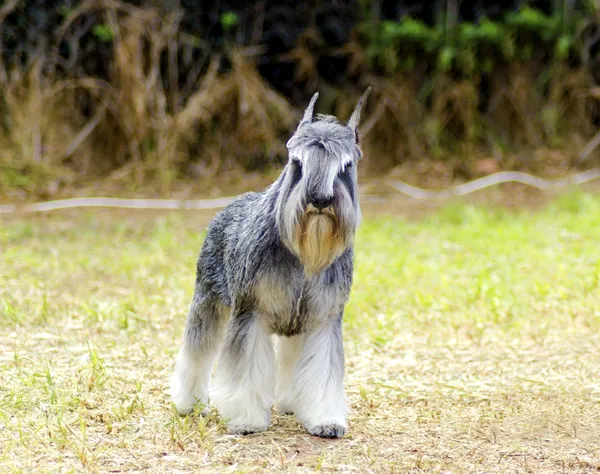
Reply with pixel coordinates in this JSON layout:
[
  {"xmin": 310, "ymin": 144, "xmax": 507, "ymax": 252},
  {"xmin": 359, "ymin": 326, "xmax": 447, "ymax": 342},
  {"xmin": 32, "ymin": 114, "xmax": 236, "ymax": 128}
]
[
  {"xmin": 287, "ymin": 92, "xmax": 319, "ymax": 150},
  {"xmin": 347, "ymin": 87, "xmax": 371, "ymax": 144},
  {"xmin": 298, "ymin": 92, "xmax": 319, "ymax": 128}
]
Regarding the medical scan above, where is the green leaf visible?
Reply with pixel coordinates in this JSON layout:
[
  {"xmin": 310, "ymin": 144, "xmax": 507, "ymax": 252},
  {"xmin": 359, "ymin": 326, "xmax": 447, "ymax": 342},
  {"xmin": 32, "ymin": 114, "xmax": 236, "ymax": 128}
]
[
  {"xmin": 505, "ymin": 6, "xmax": 559, "ymax": 42},
  {"xmin": 220, "ymin": 11, "xmax": 239, "ymax": 32},
  {"xmin": 92, "ymin": 24, "xmax": 114, "ymax": 43},
  {"xmin": 381, "ymin": 18, "xmax": 438, "ymax": 47},
  {"xmin": 556, "ymin": 34, "xmax": 572, "ymax": 60},
  {"xmin": 438, "ymin": 46, "xmax": 456, "ymax": 71},
  {"xmin": 460, "ymin": 19, "xmax": 505, "ymax": 46}
]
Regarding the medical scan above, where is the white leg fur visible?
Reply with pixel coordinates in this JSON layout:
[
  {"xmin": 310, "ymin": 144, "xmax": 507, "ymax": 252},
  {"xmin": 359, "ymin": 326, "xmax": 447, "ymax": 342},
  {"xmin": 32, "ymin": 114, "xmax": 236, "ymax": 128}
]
[
  {"xmin": 169, "ymin": 347, "xmax": 216, "ymax": 415},
  {"xmin": 275, "ymin": 335, "xmax": 304, "ymax": 414},
  {"xmin": 287, "ymin": 320, "xmax": 348, "ymax": 438},
  {"xmin": 210, "ymin": 317, "xmax": 276, "ymax": 434}
]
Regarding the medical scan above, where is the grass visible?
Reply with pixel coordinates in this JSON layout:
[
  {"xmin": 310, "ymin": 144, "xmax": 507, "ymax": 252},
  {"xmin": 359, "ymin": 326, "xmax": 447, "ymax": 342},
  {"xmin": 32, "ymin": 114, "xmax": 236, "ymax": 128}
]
[{"xmin": 1, "ymin": 191, "xmax": 600, "ymax": 472}]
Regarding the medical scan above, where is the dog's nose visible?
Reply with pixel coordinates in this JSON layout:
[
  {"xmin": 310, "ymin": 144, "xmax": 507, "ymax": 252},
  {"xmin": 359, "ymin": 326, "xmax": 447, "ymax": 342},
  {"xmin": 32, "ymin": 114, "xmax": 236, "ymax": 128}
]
[{"xmin": 309, "ymin": 195, "xmax": 333, "ymax": 210}]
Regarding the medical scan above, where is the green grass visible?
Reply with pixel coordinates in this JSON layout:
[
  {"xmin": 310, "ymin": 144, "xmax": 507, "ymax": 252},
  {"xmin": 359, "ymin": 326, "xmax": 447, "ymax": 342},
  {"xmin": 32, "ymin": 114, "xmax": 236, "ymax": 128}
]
[{"xmin": 1, "ymin": 192, "xmax": 600, "ymax": 472}]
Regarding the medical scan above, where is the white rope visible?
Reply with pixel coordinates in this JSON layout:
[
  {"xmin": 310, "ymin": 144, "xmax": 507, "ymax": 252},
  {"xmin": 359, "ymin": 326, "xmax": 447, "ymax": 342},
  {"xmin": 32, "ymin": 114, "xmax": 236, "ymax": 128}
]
[
  {"xmin": 0, "ymin": 196, "xmax": 238, "ymax": 214},
  {"xmin": 385, "ymin": 169, "xmax": 600, "ymax": 200},
  {"xmin": 1, "ymin": 169, "xmax": 600, "ymax": 214}
]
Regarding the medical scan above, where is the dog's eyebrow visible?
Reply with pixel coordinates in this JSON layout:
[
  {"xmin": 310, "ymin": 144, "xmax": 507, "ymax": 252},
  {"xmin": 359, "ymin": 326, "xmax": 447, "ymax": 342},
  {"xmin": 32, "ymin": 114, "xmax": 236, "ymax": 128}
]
[{"xmin": 342, "ymin": 155, "xmax": 353, "ymax": 166}]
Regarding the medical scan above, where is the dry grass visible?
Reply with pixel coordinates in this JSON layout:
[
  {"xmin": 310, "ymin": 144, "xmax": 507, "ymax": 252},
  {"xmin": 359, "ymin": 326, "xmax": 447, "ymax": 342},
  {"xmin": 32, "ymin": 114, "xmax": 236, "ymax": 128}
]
[
  {"xmin": 0, "ymin": 1, "xmax": 297, "ymax": 196},
  {"xmin": 1, "ymin": 2, "xmax": 599, "ymax": 197},
  {"xmin": 1, "ymin": 192, "xmax": 600, "ymax": 473},
  {"xmin": 356, "ymin": 62, "xmax": 597, "ymax": 176}
]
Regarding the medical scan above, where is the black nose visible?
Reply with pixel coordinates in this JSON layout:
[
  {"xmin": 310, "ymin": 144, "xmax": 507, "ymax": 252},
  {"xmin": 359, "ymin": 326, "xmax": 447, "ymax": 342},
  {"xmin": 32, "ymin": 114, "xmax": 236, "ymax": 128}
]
[{"xmin": 309, "ymin": 195, "xmax": 334, "ymax": 210}]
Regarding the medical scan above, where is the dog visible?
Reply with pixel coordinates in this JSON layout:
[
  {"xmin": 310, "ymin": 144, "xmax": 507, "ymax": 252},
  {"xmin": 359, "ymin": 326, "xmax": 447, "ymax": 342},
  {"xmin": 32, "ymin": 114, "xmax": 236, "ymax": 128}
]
[{"xmin": 170, "ymin": 88, "xmax": 370, "ymax": 438}]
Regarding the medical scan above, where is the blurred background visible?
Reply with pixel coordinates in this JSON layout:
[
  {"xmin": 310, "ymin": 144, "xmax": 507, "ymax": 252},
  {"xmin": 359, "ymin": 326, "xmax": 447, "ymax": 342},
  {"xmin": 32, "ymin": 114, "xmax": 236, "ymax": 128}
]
[{"xmin": 1, "ymin": 0, "xmax": 599, "ymax": 199}]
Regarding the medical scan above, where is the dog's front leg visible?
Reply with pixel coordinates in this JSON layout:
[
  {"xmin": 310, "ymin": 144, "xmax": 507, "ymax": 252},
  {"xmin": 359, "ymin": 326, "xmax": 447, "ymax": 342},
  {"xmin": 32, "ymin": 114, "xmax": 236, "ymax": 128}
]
[
  {"xmin": 210, "ymin": 311, "xmax": 275, "ymax": 434},
  {"xmin": 290, "ymin": 317, "xmax": 348, "ymax": 438}
]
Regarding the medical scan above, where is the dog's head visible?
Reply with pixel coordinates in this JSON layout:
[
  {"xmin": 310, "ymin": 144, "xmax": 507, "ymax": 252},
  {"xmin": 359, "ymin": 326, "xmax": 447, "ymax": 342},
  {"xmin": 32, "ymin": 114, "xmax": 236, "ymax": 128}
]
[{"xmin": 276, "ymin": 88, "xmax": 371, "ymax": 274}]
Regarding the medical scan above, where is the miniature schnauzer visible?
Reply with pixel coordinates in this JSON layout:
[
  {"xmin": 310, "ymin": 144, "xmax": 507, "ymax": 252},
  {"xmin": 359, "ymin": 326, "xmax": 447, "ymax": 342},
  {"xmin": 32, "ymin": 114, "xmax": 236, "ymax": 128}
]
[{"xmin": 170, "ymin": 88, "xmax": 371, "ymax": 438}]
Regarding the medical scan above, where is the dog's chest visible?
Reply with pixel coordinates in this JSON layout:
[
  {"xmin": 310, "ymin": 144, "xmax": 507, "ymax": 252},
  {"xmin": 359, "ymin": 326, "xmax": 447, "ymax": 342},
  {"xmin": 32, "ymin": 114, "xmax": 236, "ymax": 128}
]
[{"xmin": 255, "ymin": 270, "xmax": 343, "ymax": 336}]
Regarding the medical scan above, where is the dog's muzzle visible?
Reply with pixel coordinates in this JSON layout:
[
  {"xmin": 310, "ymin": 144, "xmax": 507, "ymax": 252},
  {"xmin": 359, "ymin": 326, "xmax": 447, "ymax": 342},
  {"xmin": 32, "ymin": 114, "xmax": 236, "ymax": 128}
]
[
  {"xmin": 308, "ymin": 194, "xmax": 333, "ymax": 211},
  {"xmin": 306, "ymin": 202, "xmax": 335, "ymax": 217}
]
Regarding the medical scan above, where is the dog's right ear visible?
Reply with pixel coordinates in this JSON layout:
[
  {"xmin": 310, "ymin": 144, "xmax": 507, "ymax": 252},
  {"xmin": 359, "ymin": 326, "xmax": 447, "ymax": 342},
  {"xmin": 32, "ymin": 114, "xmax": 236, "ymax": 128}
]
[
  {"xmin": 287, "ymin": 92, "xmax": 319, "ymax": 150},
  {"xmin": 298, "ymin": 92, "xmax": 319, "ymax": 128},
  {"xmin": 347, "ymin": 87, "xmax": 371, "ymax": 144}
]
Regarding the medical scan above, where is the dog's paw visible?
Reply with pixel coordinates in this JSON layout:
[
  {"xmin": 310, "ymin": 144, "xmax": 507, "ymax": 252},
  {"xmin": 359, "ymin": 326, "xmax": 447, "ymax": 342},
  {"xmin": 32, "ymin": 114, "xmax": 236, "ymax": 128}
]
[
  {"xmin": 306, "ymin": 421, "xmax": 347, "ymax": 438},
  {"xmin": 171, "ymin": 397, "xmax": 210, "ymax": 416},
  {"xmin": 228, "ymin": 422, "xmax": 269, "ymax": 436},
  {"xmin": 169, "ymin": 381, "xmax": 209, "ymax": 416},
  {"xmin": 169, "ymin": 369, "xmax": 210, "ymax": 416}
]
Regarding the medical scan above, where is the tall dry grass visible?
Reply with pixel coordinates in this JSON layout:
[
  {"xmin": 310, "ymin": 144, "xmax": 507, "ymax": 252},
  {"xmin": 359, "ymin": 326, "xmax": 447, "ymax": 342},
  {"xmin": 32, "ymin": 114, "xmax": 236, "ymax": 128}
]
[
  {"xmin": 0, "ymin": 0, "xmax": 599, "ymax": 196},
  {"xmin": 0, "ymin": 0, "xmax": 297, "ymax": 196}
]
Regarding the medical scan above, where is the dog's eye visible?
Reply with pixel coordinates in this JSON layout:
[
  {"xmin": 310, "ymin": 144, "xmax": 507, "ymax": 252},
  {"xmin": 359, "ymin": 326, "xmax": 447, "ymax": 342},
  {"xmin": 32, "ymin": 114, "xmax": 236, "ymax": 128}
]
[{"xmin": 290, "ymin": 159, "xmax": 302, "ymax": 187}]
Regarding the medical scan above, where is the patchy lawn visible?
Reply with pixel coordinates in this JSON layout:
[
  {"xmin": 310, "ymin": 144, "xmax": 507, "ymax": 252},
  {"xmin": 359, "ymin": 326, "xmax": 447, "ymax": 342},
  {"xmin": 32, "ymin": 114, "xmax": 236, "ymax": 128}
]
[{"xmin": 1, "ymin": 192, "xmax": 599, "ymax": 473}]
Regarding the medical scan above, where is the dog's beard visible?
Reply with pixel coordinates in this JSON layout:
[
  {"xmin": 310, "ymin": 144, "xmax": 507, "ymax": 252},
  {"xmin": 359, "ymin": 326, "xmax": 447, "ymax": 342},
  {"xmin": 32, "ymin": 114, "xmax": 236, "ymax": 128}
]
[
  {"xmin": 294, "ymin": 207, "xmax": 346, "ymax": 275},
  {"xmin": 278, "ymin": 181, "xmax": 356, "ymax": 274}
]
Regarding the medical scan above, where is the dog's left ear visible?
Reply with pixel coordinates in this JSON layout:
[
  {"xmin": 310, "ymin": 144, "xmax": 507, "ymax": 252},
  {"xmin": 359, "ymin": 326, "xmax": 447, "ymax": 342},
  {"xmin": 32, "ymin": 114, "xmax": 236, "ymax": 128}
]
[
  {"xmin": 347, "ymin": 87, "xmax": 371, "ymax": 144},
  {"xmin": 299, "ymin": 92, "xmax": 319, "ymax": 128}
]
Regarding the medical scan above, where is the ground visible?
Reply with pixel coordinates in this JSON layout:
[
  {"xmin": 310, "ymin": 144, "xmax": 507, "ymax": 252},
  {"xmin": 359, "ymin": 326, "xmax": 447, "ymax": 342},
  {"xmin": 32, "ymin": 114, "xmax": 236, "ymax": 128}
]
[{"xmin": 1, "ymin": 190, "xmax": 600, "ymax": 473}]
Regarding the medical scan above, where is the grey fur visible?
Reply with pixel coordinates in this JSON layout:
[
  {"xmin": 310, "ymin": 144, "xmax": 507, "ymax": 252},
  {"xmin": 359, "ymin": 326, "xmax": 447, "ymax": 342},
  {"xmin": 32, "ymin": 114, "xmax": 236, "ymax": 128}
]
[{"xmin": 170, "ymin": 88, "xmax": 371, "ymax": 438}]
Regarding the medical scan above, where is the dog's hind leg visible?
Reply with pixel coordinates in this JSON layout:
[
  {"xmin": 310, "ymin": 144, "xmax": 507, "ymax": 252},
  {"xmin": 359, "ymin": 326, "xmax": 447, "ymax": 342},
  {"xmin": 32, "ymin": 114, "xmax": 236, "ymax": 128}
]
[
  {"xmin": 210, "ymin": 310, "xmax": 276, "ymax": 434},
  {"xmin": 170, "ymin": 286, "xmax": 227, "ymax": 415}
]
